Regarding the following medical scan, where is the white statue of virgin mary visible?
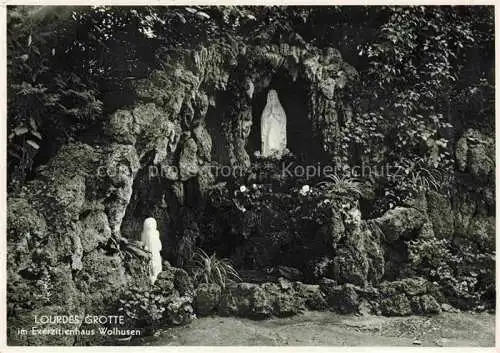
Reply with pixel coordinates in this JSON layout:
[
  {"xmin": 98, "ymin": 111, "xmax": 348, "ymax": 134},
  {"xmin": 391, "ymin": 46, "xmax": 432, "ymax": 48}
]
[
  {"xmin": 261, "ymin": 89, "xmax": 287, "ymax": 159},
  {"xmin": 141, "ymin": 217, "xmax": 162, "ymax": 284}
]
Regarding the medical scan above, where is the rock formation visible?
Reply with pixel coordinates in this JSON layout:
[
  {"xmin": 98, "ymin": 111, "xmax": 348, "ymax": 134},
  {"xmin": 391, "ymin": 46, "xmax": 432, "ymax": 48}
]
[{"xmin": 6, "ymin": 32, "xmax": 494, "ymax": 345}]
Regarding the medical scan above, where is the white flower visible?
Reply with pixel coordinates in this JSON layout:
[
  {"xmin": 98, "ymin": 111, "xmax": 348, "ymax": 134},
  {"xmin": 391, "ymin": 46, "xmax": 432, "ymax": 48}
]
[
  {"xmin": 239, "ymin": 185, "xmax": 248, "ymax": 193},
  {"xmin": 299, "ymin": 185, "xmax": 311, "ymax": 196},
  {"xmin": 349, "ymin": 208, "xmax": 362, "ymax": 224},
  {"xmin": 252, "ymin": 184, "xmax": 258, "ymax": 189},
  {"xmin": 142, "ymin": 27, "xmax": 157, "ymax": 38}
]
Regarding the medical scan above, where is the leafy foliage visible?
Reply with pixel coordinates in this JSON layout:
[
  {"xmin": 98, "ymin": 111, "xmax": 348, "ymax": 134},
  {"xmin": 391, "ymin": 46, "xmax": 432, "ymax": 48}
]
[
  {"xmin": 7, "ymin": 6, "xmax": 104, "ymax": 190},
  {"xmin": 407, "ymin": 236, "xmax": 494, "ymax": 310},
  {"xmin": 338, "ymin": 6, "xmax": 493, "ymax": 212},
  {"xmin": 369, "ymin": 157, "xmax": 452, "ymax": 217},
  {"xmin": 201, "ymin": 169, "xmax": 364, "ymax": 271}
]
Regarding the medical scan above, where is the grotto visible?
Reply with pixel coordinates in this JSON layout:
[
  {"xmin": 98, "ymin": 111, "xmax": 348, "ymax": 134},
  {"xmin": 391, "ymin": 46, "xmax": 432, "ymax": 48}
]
[{"xmin": 6, "ymin": 5, "xmax": 495, "ymax": 346}]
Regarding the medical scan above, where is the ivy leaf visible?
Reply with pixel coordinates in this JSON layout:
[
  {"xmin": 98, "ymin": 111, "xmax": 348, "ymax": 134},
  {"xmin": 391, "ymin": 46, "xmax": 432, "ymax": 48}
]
[
  {"xmin": 195, "ymin": 11, "xmax": 210, "ymax": 20},
  {"xmin": 26, "ymin": 140, "xmax": 40, "ymax": 149},
  {"xmin": 175, "ymin": 12, "xmax": 186, "ymax": 24},
  {"xmin": 29, "ymin": 118, "xmax": 37, "ymax": 130},
  {"xmin": 31, "ymin": 131, "xmax": 42, "ymax": 140},
  {"xmin": 14, "ymin": 126, "xmax": 28, "ymax": 136}
]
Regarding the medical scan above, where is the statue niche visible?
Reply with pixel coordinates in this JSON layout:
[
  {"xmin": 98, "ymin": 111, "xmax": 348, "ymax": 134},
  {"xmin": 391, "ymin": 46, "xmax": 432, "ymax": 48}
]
[{"xmin": 260, "ymin": 89, "xmax": 287, "ymax": 159}]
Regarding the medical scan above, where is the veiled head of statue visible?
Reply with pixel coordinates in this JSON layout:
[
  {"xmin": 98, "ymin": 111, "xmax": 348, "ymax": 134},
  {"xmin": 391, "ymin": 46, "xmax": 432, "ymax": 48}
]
[
  {"xmin": 267, "ymin": 89, "xmax": 279, "ymax": 102},
  {"xmin": 143, "ymin": 217, "xmax": 157, "ymax": 231}
]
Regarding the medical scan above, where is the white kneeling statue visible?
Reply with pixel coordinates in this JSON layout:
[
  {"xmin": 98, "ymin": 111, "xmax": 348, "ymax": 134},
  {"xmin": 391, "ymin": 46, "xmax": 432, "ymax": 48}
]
[
  {"xmin": 261, "ymin": 89, "xmax": 287, "ymax": 159},
  {"xmin": 141, "ymin": 217, "xmax": 162, "ymax": 284}
]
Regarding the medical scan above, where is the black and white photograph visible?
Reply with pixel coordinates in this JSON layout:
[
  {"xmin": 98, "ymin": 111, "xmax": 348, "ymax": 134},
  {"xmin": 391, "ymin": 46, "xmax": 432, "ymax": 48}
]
[{"xmin": 4, "ymin": 4, "xmax": 496, "ymax": 347}]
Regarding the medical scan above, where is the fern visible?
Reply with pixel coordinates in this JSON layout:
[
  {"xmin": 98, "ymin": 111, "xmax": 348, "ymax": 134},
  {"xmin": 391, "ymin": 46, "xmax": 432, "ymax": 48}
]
[
  {"xmin": 316, "ymin": 174, "xmax": 363, "ymax": 199},
  {"xmin": 408, "ymin": 166, "xmax": 445, "ymax": 192},
  {"xmin": 190, "ymin": 248, "xmax": 241, "ymax": 288}
]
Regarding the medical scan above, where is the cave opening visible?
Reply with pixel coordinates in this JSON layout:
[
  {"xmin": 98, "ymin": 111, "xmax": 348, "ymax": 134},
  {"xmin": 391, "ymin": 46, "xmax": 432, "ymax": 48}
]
[
  {"xmin": 205, "ymin": 90, "xmax": 232, "ymax": 167},
  {"xmin": 200, "ymin": 70, "xmax": 328, "ymax": 276},
  {"xmin": 205, "ymin": 69, "xmax": 322, "ymax": 171},
  {"xmin": 249, "ymin": 70, "xmax": 320, "ymax": 164}
]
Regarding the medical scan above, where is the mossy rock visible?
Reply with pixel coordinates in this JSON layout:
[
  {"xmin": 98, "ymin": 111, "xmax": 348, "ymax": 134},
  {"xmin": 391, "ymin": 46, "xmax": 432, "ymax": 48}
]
[
  {"xmin": 195, "ymin": 283, "xmax": 222, "ymax": 316},
  {"xmin": 379, "ymin": 293, "xmax": 412, "ymax": 316},
  {"xmin": 426, "ymin": 191, "xmax": 454, "ymax": 239}
]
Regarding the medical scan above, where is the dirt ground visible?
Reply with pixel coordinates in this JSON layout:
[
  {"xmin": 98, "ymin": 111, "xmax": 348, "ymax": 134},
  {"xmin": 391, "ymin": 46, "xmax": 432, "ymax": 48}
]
[{"xmin": 135, "ymin": 311, "xmax": 495, "ymax": 346}]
